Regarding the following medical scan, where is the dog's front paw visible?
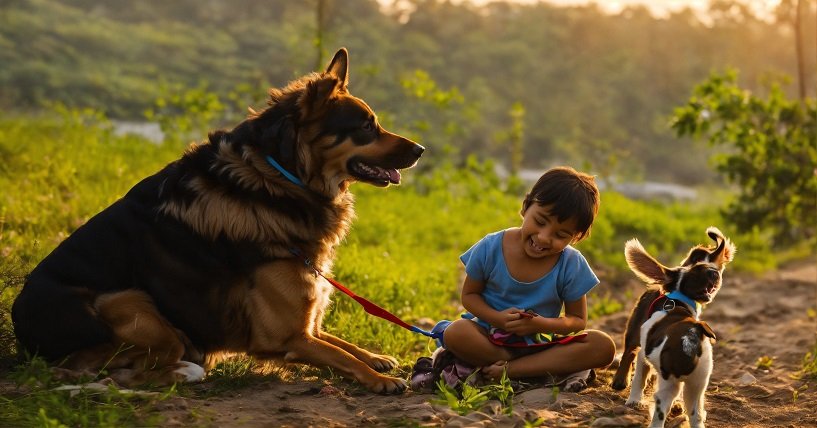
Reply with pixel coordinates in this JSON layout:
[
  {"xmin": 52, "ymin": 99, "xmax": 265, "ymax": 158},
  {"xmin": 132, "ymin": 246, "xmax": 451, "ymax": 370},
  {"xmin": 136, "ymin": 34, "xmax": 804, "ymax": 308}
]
[
  {"xmin": 173, "ymin": 361, "xmax": 206, "ymax": 383},
  {"xmin": 364, "ymin": 374, "xmax": 408, "ymax": 395},
  {"xmin": 364, "ymin": 353, "xmax": 399, "ymax": 373}
]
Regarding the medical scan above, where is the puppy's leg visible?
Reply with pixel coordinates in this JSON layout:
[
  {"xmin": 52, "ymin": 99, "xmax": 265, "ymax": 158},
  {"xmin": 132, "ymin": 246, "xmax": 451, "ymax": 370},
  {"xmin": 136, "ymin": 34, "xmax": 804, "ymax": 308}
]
[
  {"xmin": 683, "ymin": 382, "xmax": 707, "ymax": 428},
  {"xmin": 649, "ymin": 378, "xmax": 681, "ymax": 428},
  {"xmin": 625, "ymin": 349, "xmax": 651, "ymax": 407},
  {"xmin": 683, "ymin": 359, "xmax": 712, "ymax": 428},
  {"xmin": 613, "ymin": 291, "xmax": 660, "ymax": 390},
  {"xmin": 316, "ymin": 331, "xmax": 398, "ymax": 373},
  {"xmin": 612, "ymin": 329, "xmax": 640, "ymax": 391},
  {"xmin": 284, "ymin": 334, "xmax": 407, "ymax": 394}
]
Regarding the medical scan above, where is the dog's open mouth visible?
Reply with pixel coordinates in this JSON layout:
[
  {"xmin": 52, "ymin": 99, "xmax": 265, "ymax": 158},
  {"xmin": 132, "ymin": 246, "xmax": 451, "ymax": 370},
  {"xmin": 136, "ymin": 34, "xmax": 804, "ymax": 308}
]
[{"xmin": 349, "ymin": 160, "xmax": 401, "ymax": 186}]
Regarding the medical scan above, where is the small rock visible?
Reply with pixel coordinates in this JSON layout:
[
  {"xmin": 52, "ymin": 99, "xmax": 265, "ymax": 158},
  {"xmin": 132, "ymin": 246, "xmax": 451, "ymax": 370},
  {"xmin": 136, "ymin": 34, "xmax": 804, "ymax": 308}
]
[
  {"xmin": 446, "ymin": 415, "xmax": 487, "ymax": 427},
  {"xmin": 521, "ymin": 409, "xmax": 561, "ymax": 422},
  {"xmin": 466, "ymin": 411, "xmax": 494, "ymax": 421},
  {"xmin": 319, "ymin": 385, "xmax": 344, "ymax": 396},
  {"xmin": 738, "ymin": 372, "xmax": 757, "ymax": 386},
  {"xmin": 591, "ymin": 415, "xmax": 643, "ymax": 427},
  {"xmin": 430, "ymin": 404, "xmax": 458, "ymax": 420},
  {"xmin": 516, "ymin": 388, "xmax": 559, "ymax": 408},
  {"xmin": 610, "ymin": 405, "xmax": 631, "ymax": 415},
  {"xmin": 359, "ymin": 415, "xmax": 378, "ymax": 424},
  {"xmin": 483, "ymin": 400, "xmax": 503, "ymax": 415},
  {"xmin": 402, "ymin": 402, "xmax": 437, "ymax": 421},
  {"xmin": 548, "ymin": 399, "xmax": 578, "ymax": 411}
]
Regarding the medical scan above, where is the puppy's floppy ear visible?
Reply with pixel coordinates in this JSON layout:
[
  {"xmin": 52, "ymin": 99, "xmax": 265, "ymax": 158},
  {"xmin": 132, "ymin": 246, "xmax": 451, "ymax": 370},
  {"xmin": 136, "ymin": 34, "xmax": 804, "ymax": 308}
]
[
  {"xmin": 706, "ymin": 226, "xmax": 736, "ymax": 267},
  {"xmin": 625, "ymin": 239, "xmax": 673, "ymax": 285},
  {"xmin": 698, "ymin": 321, "xmax": 716, "ymax": 342}
]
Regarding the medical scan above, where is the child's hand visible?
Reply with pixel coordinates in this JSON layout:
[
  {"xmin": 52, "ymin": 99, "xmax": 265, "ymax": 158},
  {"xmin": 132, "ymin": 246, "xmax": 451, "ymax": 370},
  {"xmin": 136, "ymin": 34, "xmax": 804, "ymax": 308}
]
[
  {"xmin": 495, "ymin": 307, "xmax": 526, "ymax": 329},
  {"xmin": 501, "ymin": 308, "xmax": 547, "ymax": 336},
  {"xmin": 495, "ymin": 308, "xmax": 538, "ymax": 332}
]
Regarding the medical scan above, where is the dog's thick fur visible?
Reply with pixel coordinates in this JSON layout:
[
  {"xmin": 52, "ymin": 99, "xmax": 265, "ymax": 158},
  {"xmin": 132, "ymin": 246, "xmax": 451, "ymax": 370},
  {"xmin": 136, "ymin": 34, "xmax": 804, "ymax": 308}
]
[
  {"xmin": 11, "ymin": 49, "xmax": 423, "ymax": 393},
  {"xmin": 611, "ymin": 227, "xmax": 735, "ymax": 428}
]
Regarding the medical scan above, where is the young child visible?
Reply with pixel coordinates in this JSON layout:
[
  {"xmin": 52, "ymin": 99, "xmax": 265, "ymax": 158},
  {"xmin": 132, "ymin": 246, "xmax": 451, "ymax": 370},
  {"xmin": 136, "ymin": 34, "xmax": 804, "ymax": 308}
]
[{"xmin": 442, "ymin": 166, "xmax": 616, "ymax": 390}]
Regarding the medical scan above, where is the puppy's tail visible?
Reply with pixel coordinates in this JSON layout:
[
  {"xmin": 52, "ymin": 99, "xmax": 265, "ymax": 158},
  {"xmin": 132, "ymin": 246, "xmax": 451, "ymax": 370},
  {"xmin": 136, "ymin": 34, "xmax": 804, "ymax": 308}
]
[{"xmin": 697, "ymin": 320, "xmax": 716, "ymax": 342}]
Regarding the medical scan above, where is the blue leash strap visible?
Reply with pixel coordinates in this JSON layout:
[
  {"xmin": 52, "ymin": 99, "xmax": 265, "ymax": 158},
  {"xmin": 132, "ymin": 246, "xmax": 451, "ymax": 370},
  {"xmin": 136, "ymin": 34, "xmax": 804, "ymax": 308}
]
[{"xmin": 409, "ymin": 325, "xmax": 442, "ymax": 339}]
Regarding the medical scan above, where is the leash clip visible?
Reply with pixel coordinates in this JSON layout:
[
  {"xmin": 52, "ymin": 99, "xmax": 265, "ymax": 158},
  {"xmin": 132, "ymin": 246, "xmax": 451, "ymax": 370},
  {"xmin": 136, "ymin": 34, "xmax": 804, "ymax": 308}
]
[{"xmin": 662, "ymin": 299, "xmax": 676, "ymax": 312}]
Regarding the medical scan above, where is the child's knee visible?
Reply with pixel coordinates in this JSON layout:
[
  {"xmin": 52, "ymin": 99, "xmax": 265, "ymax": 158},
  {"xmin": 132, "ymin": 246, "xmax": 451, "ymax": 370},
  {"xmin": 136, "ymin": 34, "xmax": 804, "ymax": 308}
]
[
  {"xmin": 592, "ymin": 331, "xmax": 617, "ymax": 365},
  {"xmin": 442, "ymin": 319, "xmax": 472, "ymax": 350}
]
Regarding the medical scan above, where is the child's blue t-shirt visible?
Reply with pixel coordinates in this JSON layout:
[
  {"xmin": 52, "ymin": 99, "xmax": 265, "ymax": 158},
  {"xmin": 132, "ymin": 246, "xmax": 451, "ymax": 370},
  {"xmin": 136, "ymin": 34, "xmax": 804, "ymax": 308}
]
[{"xmin": 460, "ymin": 230, "xmax": 599, "ymax": 326}]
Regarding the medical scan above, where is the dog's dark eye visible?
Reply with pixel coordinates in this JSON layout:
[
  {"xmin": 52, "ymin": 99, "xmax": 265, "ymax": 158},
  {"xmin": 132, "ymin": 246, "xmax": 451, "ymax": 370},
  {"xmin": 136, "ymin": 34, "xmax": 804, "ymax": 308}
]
[
  {"xmin": 707, "ymin": 270, "xmax": 720, "ymax": 281},
  {"xmin": 362, "ymin": 121, "xmax": 374, "ymax": 132}
]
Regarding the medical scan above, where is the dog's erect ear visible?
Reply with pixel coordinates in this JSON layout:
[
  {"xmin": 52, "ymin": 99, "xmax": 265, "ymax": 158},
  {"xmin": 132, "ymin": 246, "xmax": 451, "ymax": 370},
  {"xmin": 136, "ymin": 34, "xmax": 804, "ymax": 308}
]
[
  {"xmin": 698, "ymin": 321, "xmax": 716, "ymax": 341},
  {"xmin": 706, "ymin": 226, "xmax": 736, "ymax": 267},
  {"xmin": 300, "ymin": 49, "xmax": 350, "ymax": 114},
  {"xmin": 625, "ymin": 239, "xmax": 673, "ymax": 285},
  {"xmin": 325, "ymin": 48, "xmax": 349, "ymax": 91}
]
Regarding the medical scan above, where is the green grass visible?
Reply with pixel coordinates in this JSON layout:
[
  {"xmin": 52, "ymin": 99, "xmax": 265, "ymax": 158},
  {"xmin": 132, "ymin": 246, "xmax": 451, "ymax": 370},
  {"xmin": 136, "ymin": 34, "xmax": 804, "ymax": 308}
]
[
  {"xmin": 0, "ymin": 108, "xmax": 789, "ymax": 425},
  {"xmin": 432, "ymin": 369, "xmax": 515, "ymax": 416},
  {"xmin": 801, "ymin": 338, "xmax": 817, "ymax": 380}
]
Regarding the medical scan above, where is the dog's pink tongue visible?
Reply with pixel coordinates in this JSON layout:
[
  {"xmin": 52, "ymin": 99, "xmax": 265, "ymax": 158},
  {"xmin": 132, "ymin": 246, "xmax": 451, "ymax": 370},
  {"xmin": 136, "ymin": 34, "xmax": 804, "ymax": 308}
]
[{"xmin": 388, "ymin": 168, "xmax": 401, "ymax": 184}]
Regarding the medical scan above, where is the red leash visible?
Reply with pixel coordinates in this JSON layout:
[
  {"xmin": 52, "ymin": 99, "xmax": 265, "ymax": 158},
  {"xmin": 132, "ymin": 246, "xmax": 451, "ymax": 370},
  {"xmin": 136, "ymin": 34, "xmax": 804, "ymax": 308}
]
[{"xmin": 291, "ymin": 249, "xmax": 439, "ymax": 338}]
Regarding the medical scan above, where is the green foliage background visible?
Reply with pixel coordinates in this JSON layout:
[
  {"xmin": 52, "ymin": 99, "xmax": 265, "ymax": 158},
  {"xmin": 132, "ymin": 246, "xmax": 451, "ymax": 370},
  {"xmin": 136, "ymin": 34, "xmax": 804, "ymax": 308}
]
[
  {"xmin": 673, "ymin": 71, "xmax": 817, "ymax": 245},
  {"xmin": 2, "ymin": 0, "xmax": 815, "ymax": 184}
]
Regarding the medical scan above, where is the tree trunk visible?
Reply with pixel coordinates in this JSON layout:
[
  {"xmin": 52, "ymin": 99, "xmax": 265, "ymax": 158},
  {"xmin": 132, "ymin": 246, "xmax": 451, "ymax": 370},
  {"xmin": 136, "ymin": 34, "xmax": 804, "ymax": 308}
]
[
  {"xmin": 315, "ymin": 0, "xmax": 326, "ymax": 70},
  {"xmin": 795, "ymin": 0, "xmax": 807, "ymax": 100}
]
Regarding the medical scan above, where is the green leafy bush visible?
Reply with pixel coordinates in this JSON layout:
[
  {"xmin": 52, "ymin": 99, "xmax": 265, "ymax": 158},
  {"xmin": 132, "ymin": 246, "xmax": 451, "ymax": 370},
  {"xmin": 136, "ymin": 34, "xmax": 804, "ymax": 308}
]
[{"xmin": 672, "ymin": 70, "xmax": 817, "ymax": 246}]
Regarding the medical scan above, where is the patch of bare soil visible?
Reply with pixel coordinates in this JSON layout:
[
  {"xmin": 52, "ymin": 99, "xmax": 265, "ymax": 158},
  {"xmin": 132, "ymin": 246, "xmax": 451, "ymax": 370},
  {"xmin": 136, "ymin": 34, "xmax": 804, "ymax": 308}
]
[{"xmin": 110, "ymin": 262, "xmax": 817, "ymax": 427}]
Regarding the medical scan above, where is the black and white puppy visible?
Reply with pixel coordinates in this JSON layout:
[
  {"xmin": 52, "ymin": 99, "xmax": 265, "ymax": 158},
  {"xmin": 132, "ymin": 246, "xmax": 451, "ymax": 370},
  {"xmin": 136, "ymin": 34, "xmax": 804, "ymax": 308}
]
[{"xmin": 612, "ymin": 227, "xmax": 736, "ymax": 428}]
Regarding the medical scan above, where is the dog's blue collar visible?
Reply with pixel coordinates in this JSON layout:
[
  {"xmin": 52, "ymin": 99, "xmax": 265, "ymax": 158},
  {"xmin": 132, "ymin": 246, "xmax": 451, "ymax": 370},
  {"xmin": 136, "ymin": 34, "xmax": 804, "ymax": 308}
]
[
  {"xmin": 665, "ymin": 290, "xmax": 703, "ymax": 316},
  {"xmin": 266, "ymin": 155, "xmax": 304, "ymax": 187}
]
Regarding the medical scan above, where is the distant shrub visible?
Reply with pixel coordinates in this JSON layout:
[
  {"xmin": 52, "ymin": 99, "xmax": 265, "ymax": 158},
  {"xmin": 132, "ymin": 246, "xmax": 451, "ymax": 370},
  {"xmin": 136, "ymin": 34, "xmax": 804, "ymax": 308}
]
[{"xmin": 672, "ymin": 70, "xmax": 817, "ymax": 247}]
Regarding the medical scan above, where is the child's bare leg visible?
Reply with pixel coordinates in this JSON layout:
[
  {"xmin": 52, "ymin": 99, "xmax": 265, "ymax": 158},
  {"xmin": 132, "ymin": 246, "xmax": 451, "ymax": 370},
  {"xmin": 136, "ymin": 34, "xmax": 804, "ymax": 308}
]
[
  {"xmin": 443, "ymin": 319, "xmax": 512, "ymax": 366},
  {"xmin": 501, "ymin": 330, "xmax": 615, "ymax": 378}
]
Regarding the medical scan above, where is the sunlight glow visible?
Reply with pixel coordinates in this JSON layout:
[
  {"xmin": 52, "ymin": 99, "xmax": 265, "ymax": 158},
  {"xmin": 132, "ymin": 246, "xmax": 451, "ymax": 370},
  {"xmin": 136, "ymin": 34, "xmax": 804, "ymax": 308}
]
[{"xmin": 406, "ymin": 0, "xmax": 784, "ymax": 20}]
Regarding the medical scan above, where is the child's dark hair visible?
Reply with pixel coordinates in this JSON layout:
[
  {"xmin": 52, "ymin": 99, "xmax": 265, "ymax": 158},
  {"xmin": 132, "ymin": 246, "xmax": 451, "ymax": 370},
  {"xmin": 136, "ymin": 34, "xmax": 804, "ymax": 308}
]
[{"xmin": 522, "ymin": 166, "xmax": 600, "ymax": 242}]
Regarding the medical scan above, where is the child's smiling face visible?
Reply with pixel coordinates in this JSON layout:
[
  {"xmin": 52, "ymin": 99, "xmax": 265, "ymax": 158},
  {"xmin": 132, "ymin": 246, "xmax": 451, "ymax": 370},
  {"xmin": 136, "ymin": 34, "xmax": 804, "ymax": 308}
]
[{"xmin": 519, "ymin": 203, "xmax": 579, "ymax": 259}]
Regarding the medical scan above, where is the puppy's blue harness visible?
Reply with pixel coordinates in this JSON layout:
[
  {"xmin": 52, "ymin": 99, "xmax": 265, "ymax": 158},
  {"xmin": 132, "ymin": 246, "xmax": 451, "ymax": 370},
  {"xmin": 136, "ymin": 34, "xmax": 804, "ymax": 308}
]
[{"xmin": 649, "ymin": 290, "xmax": 702, "ymax": 318}]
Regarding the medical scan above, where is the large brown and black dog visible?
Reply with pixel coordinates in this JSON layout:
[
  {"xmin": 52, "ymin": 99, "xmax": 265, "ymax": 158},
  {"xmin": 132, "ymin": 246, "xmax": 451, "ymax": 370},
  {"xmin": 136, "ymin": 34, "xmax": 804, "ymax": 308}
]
[{"xmin": 11, "ymin": 48, "xmax": 423, "ymax": 393}]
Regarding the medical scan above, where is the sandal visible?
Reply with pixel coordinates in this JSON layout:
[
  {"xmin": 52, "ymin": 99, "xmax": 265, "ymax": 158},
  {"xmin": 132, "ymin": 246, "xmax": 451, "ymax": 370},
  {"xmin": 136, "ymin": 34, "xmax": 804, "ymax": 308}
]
[{"xmin": 561, "ymin": 369, "xmax": 595, "ymax": 392}]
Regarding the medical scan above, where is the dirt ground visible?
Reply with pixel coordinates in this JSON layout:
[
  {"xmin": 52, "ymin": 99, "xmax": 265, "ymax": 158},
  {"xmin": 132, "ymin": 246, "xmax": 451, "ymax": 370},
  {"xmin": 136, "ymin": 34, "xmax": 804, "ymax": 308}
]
[{"xmin": 123, "ymin": 262, "xmax": 817, "ymax": 427}]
